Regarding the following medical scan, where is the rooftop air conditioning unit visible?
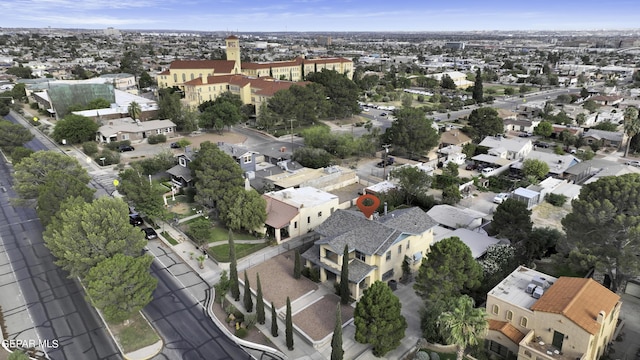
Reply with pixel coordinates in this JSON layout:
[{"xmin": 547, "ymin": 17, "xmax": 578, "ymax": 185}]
[
  {"xmin": 526, "ymin": 283, "xmax": 537, "ymax": 294},
  {"xmin": 533, "ymin": 287, "xmax": 544, "ymax": 299}
]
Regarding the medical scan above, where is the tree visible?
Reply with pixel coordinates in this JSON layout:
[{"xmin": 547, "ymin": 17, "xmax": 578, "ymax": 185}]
[
  {"xmin": 492, "ymin": 199, "xmax": 532, "ymax": 243},
  {"xmin": 43, "ymin": 197, "xmax": 147, "ymax": 278},
  {"xmin": 243, "ymin": 270, "xmax": 253, "ymax": 312},
  {"xmin": 138, "ymin": 71, "xmax": 155, "ymax": 89},
  {"xmin": 157, "ymin": 88, "xmax": 183, "ymax": 126},
  {"xmin": 440, "ymin": 74, "xmax": 456, "ymax": 89},
  {"xmin": 523, "ymin": 227, "xmax": 562, "ymax": 264},
  {"xmin": 390, "ymin": 166, "xmax": 432, "ymax": 205},
  {"xmin": 217, "ymin": 189, "xmax": 267, "ymax": 232},
  {"xmin": 6, "ymin": 65, "xmax": 33, "ymax": 79},
  {"xmin": 85, "ymin": 254, "xmax": 157, "ymax": 323},
  {"xmin": 383, "ymin": 107, "xmax": 439, "ymax": 157},
  {"xmin": 576, "ymin": 113, "xmax": 587, "ymax": 126},
  {"xmin": 117, "ymin": 167, "xmax": 168, "ymax": 221},
  {"xmin": 583, "ymin": 100, "xmax": 599, "ymax": 113},
  {"xmin": 340, "ymin": 245, "xmax": 350, "ymax": 304},
  {"xmin": 293, "ymin": 250, "xmax": 302, "ymax": 279},
  {"xmin": 36, "ymin": 170, "xmax": 95, "ymax": 226},
  {"xmin": 354, "ymin": 281, "xmax": 407, "ymax": 356},
  {"xmin": 285, "ymin": 297, "xmax": 294, "ymax": 350},
  {"xmin": 292, "ymin": 147, "xmax": 333, "ymax": 168},
  {"xmin": 414, "ymin": 236, "xmax": 483, "ymax": 342},
  {"xmin": 437, "ymin": 295, "xmax": 488, "ymax": 360},
  {"xmin": 128, "ymin": 101, "xmax": 141, "ymax": 120},
  {"xmin": 14, "ymin": 151, "xmax": 90, "ymax": 202},
  {"xmin": 522, "ymin": 159, "xmax": 550, "ymax": 181},
  {"xmin": 472, "ymin": 68, "xmax": 483, "ymax": 103},
  {"xmin": 623, "ymin": 107, "xmax": 639, "ymax": 157},
  {"xmin": 190, "ymin": 142, "xmax": 244, "ymax": 209},
  {"xmin": 467, "ymin": 107, "xmax": 503, "ymax": 142},
  {"xmin": 271, "ymin": 301, "xmax": 278, "ymax": 337},
  {"xmin": 534, "ymin": 121, "xmax": 553, "ymax": 138},
  {"xmin": 228, "ymin": 230, "xmax": 240, "ymax": 301},
  {"xmin": 0, "ymin": 120, "xmax": 34, "ymax": 150},
  {"xmin": 86, "ymin": 98, "xmax": 110, "ymax": 110},
  {"xmin": 188, "ymin": 218, "xmax": 212, "ymax": 246},
  {"xmin": 442, "ymin": 185, "xmax": 462, "ymax": 205},
  {"xmin": 200, "ymin": 101, "xmax": 243, "ymax": 133},
  {"xmin": 256, "ymin": 273, "xmax": 265, "ymax": 324},
  {"xmin": 10, "ymin": 146, "xmax": 34, "ymax": 165},
  {"xmin": 561, "ymin": 174, "xmax": 640, "ymax": 292},
  {"xmin": 306, "ymin": 69, "xmax": 360, "ymax": 118},
  {"xmin": 592, "ymin": 121, "xmax": 619, "ymax": 132},
  {"xmin": 331, "ymin": 303, "xmax": 344, "ymax": 360},
  {"xmin": 52, "ymin": 114, "xmax": 99, "ymax": 144}
]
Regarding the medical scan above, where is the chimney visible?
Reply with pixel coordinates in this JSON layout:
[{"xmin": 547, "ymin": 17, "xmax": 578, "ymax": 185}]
[
  {"xmin": 384, "ymin": 202, "xmax": 388, "ymax": 216},
  {"xmin": 597, "ymin": 310, "xmax": 606, "ymax": 324}
]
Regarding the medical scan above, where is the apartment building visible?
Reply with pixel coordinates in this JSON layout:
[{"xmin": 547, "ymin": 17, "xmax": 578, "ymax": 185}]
[{"xmin": 485, "ymin": 266, "xmax": 621, "ymax": 360}]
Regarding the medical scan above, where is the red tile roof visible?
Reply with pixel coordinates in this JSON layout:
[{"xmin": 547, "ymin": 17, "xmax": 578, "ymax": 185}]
[
  {"xmin": 242, "ymin": 57, "xmax": 351, "ymax": 70},
  {"xmin": 530, "ymin": 277, "xmax": 620, "ymax": 335},
  {"xmin": 489, "ymin": 320, "xmax": 526, "ymax": 344},
  {"xmin": 158, "ymin": 70, "xmax": 170, "ymax": 75},
  {"xmin": 183, "ymin": 74, "xmax": 307, "ymax": 97},
  {"xmin": 169, "ymin": 60, "xmax": 236, "ymax": 74}
]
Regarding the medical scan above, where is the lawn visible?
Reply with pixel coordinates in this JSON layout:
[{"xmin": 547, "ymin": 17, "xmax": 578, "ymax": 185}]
[
  {"xmin": 161, "ymin": 231, "xmax": 179, "ymax": 245},
  {"xmin": 208, "ymin": 242, "xmax": 269, "ymax": 262},
  {"xmin": 110, "ymin": 312, "xmax": 160, "ymax": 354},
  {"xmin": 181, "ymin": 218, "xmax": 262, "ymax": 242}
]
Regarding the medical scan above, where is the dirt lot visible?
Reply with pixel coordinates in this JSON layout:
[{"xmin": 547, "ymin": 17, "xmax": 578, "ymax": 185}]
[
  {"xmin": 292, "ymin": 295, "xmax": 354, "ymax": 341},
  {"xmin": 531, "ymin": 202, "xmax": 571, "ymax": 232},
  {"xmin": 244, "ymin": 252, "xmax": 318, "ymax": 309}
]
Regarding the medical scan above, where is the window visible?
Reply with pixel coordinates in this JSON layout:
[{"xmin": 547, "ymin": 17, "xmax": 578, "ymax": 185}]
[
  {"xmin": 520, "ymin": 316, "xmax": 528, "ymax": 327},
  {"xmin": 182, "ymin": 74, "xmax": 186, "ymax": 82},
  {"xmin": 307, "ymin": 216, "xmax": 311, "ymax": 224},
  {"xmin": 318, "ymin": 211, "xmax": 322, "ymax": 218},
  {"xmin": 173, "ymin": 74, "xmax": 177, "ymax": 82},
  {"xmin": 121, "ymin": 134, "xmax": 129, "ymax": 140},
  {"xmin": 355, "ymin": 251, "xmax": 365, "ymax": 262},
  {"xmin": 294, "ymin": 221, "xmax": 297, "ymax": 229},
  {"xmin": 243, "ymin": 155, "xmax": 252, "ymax": 164},
  {"xmin": 386, "ymin": 251, "xmax": 391, "ymax": 261},
  {"xmin": 398, "ymin": 245, "xmax": 402, "ymax": 254},
  {"xmin": 331, "ymin": 207, "xmax": 334, "ymax": 214},
  {"xmin": 406, "ymin": 240, "xmax": 410, "ymax": 249},
  {"xmin": 156, "ymin": 129, "xmax": 162, "ymax": 134},
  {"xmin": 506, "ymin": 310, "xmax": 513, "ymax": 321},
  {"xmin": 524, "ymin": 350, "xmax": 531, "ymax": 358},
  {"xmin": 166, "ymin": 127, "xmax": 172, "ymax": 133},
  {"xmin": 491, "ymin": 304, "xmax": 499, "ymax": 315}
]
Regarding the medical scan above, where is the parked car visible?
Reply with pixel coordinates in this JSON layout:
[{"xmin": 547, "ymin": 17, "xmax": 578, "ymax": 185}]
[
  {"xmin": 380, "ymin": 112, "xmax": 388, "ymax": 117},
  {"xmin": 142, "ymin": 227, "xmax": 158, "ymax": 240},
  {"xmin": 119, "ymin": 144, "xmax": 135, "ymax": 152},
  {"xmin": 518, "ymin": 132, "xmax": 532, "ymax": 138},
  {"xmin": 534, "ymin": 141, "xmax": 550, "ymax": 148},
  {"xmin": 493, "ymin": 193, "xmax": 510, "ymax": 204},
  {"xmin": 481, "ymin": 167, "xmax": 495, "ymax": 176},
  {"xmin": 626, "ymin": 160, "xmax": 640, "ymax": 167},
  {"xmin": 170, "ymin": 142, "xmax": 181, "ymax": 149},
  {"xmin": 465, "ymin": 163, "xmax": 477, "ymax": 170},
  {"xmin": 129, "ymin": 214, "xmax": 143, "ymax": 226},
  {"xmin": 376, "ymin": 157, "xmax": 395, "ymax": 167}
]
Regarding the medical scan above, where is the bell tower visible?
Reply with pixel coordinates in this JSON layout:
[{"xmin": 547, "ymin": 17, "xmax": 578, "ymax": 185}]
[{"xmin": 225, "ymin": 35, "xmax": 241, "ymax": 74}]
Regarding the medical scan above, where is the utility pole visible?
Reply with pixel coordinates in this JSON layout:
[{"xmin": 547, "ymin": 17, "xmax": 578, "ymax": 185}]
[
  {"xmin": 289, "ymin": 119, "xmax": 295, "ymax": 148},
  {"xmin": 382, "ymin": 144, "xmax": 391, "ymax": 180}
]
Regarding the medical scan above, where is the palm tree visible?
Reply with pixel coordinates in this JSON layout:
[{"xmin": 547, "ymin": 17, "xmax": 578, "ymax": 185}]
[
  {"xmin": 437, "ymin": 295, "xmax": 488, "ymax": 360},
  {"xmin": 623, "ymin": 107, "xmax": 639, "ymax": 157},
  {"xmin": 128, "ymin": 101, "xmax": 141, "ymax": 121}
]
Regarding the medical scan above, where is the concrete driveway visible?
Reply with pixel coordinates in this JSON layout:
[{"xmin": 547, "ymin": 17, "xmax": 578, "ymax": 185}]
[{"xmin": 611, "ymin": 293, "xmax": 640, "ymax": 360}]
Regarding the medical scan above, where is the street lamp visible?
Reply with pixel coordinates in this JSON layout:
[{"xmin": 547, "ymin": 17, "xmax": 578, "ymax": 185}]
[
  {"xmin": 382, "ymin": 144, "xmax": 391, "ymax": 180},
  {"xmin": 99, "ymin": 157, "xmax": 106, "ymax": 166}
]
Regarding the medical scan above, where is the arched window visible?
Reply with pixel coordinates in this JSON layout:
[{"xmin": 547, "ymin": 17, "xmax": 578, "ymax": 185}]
[
  {"xmin": 520, "ymin": 316, "xmax": 528, "ymax": 327},
  {"xmin": 506, "ymin": 310, "xmax": 513, "ymax": 321}
]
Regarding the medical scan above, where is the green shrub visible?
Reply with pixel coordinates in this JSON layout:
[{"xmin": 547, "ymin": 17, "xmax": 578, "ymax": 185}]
[
  {"xmin": 95, "ymin": 150, "xmax": 120, "ymax": 166},
  {"xmin": 546, "ymin": 193, "xmax": 567, "ymax": 207},
  {"xmin": 106, "ymin": 140, "xmax": 131, "ymax": 151},
  {"xmin": 82, "ymin": 141, "xmax": 99, "ymax": 156},
  {"xmin": 235, "ymin": 327, "xmax": 248, "ymax": 338},
  {"xmin": 147, "ymin": 134, "xmax": 167, "ymax": 144},
  {"xmin": 10, "ymin": 147, "xmax": 34, "ymax": 165},
  {"xmin": 224, "ymin": 304, "xmax": 237, "ymax": 316},
  {"xmin": 30, "ymin": 102, "xmax": 39, "ymax": 110},
  {"xmin": 244, "ymin": 314, "xmax": 257, "ymax": 329}
]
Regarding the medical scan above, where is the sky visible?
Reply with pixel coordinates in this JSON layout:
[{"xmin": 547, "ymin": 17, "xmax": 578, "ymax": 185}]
[{"xmin": 0, "ymin": 0, "xmax": 639, "ymax": 32}]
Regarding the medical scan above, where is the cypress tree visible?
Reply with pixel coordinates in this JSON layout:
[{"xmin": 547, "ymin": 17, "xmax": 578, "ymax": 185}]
[
  {"xmin": 293, "ymin": 250, "xmax": 301, "ymax": 279},
  {"xmin": 285, "ymin": 297, "xmax": 294, "ymax": 350},
  {"xmin": 256, "ymin": 273, "xmax": 265, "ymax": 324},
  {"xmin": 340, "ymin": 245, "xmax": 350, "ymax": 305},
  {"xmin": 473, "ymin": 68, "xmax": 483, "ymax": 103},
  {"xmin": 228, "ymin": 230, "xmax": 240, "ymax": 301},
  {"xmin": 243, "ymin": 270, "xmax": 253, "ymax": 312},
  {"xmin": 271, "ymin": 301, "xmax": 278, "ymax": 337},
  {"xmin": 331, "ymin": 303, "xmax": 344, "ymax": 360}
]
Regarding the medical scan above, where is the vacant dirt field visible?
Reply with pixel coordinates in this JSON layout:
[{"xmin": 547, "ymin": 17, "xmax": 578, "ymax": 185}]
[
  {"xmin": 180, "ymin": 131, "xmax": 247, "ymax": 147},
  {"xmin": 531, "ymin": 202, "xmax": 571, "ymax": 232},
  {"xmin": 244, "ymin": 252, "xmax": 318, "ymax": 309},
  {"xmin": 292, "ymin": 295, "xmax": 354, "ymax": 341}
]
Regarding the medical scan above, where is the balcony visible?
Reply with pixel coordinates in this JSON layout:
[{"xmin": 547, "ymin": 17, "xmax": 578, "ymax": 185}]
[{"xmin": 520, "ymin": 331, "xmax": 585, "ymax": 360}]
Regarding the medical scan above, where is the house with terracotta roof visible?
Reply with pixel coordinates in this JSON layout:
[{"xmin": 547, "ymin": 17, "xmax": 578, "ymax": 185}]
[
  {"xmin": 302, "ymin": 207, "xmax": 437, "ymax": 300},
  {"xmin": 485, "ymin": 266, "xmax": 621, "ymax": 360}
]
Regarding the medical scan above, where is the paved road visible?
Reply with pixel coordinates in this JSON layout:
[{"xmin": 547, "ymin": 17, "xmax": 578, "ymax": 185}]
[
  {"xmin": 4, "ymin": 110, "xmax": 251, "ymax": 359},
  {"xmin": 0, "ymin": 158, "xmax": 121, "ymax": 360}
]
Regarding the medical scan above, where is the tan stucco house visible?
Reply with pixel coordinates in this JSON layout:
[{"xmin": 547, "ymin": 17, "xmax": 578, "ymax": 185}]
[{"xmin": 485, "ymin": 266, "xmax": 621, "ymax": 360}]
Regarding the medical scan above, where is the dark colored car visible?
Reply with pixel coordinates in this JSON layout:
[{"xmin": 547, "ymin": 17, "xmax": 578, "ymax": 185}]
[
  {"xmin": 119, "ymin": 145, "xmax": 135, "ymax": 152},
  {"xmin": 465, "ymin": 163, "xmax": 477, "ymax": 170},
  {"xmin": 142, "ymin": 227, "xmax": 157, "ymax": 240},
  {"xmin": 534, "ymin": 141, "xmax": 550, "ymax": 148},
  {"xmin": 380, "ymin": 112, "xmax": 388, "ymax": 117},
  {"xmin": 376, "ymin": 157, "xmax": 395, "ymax": 168},
  {"xmin": 170, "ymin": 142, "xmax": 181, "ymax": 149},
  {"xmin": 129, "ymin": 213, "xmax": 143, "ymax": 226}
]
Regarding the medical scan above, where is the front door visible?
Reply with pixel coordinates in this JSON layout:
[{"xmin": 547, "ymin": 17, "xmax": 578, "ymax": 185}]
[{"xmin": 552, "ymin": 330, "xmax": 564, "ymax": 351}]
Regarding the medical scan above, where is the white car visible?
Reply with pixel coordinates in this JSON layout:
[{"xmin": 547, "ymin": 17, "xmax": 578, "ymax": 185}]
[
  {"xmin": 481, "ymin": 167, "xmax": 495, "ymax": 176},
  {"xmin": 493, "ymin": 193, "xmax": 510, "ymax": 204},
  {"xmin": 625, "ymin": 160, "xmax": 640, "ymax": 167}
]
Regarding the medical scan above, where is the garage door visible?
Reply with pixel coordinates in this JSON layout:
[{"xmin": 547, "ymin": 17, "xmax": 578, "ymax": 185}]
[{"xmin": 625, "ymin": 280, "xmax": 640, "ymax": 298}]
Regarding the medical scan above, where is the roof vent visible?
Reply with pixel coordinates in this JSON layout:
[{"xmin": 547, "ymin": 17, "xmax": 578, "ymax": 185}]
[{"xmin": 532, "ymin": 287, "xmax": 544, "ymax": 299}]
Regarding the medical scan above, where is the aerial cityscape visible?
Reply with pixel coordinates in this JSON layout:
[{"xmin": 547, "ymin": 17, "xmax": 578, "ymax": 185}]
[{"xmin": 0, "ymin": 3, "xmax": 640, "ymax": 360}]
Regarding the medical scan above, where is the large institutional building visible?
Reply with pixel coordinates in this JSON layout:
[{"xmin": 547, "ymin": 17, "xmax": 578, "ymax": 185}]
[{"xmin": 157, "ymin": 36, "xmax": 353, "ymax": 109}]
